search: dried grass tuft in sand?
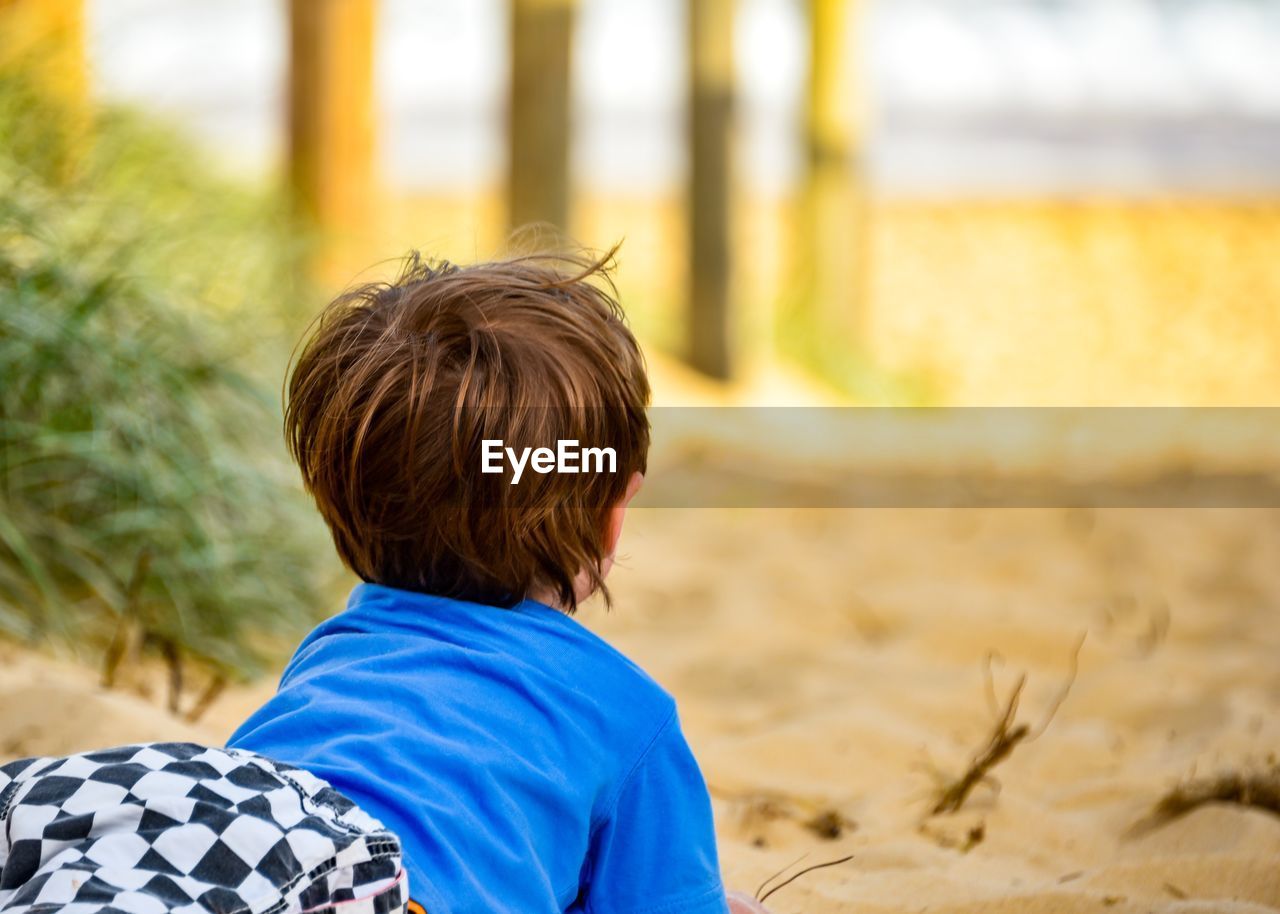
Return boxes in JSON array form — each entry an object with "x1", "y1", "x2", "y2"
[
  {"x1": 929, "y1": 673, "x2": 1031, "y2": 816},
  {"x1": 717, "y1": 788, "x2": 857, "y2": 844},
  {"x1": 1127, "y1": 764, "x2": 1280, "y2": 837},
  {"x1": 755, "y1": 854, "x2": 857, "y2": 906},
  {"x1": 928, "y1": 635, "x2": 1084, "y2": 817}
]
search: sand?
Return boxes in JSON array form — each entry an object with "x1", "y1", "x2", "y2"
[{"x1": 2, "y1": 506, "x2": 1276, "y2": 912}]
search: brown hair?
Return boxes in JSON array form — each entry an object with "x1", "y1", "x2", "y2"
[{"x1": 285, "y1": 249, "x2": 650, "y2": 611}]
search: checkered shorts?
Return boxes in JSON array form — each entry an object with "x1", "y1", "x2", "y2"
[{"x1": 0, "y1": 743, "x2": 409, "y2": 914}]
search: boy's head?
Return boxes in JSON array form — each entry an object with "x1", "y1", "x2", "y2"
[{"x1": 285, "y1": 250, "x2": 650, "y2": 612}]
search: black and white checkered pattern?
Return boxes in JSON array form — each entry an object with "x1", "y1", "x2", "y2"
[{"x1": 0, "y1": 743, "x2": 408, "y2": 914}]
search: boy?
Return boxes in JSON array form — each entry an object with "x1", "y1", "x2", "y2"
[{"x1": 229, "y1": 252, "x2": 765, "y2": 914}]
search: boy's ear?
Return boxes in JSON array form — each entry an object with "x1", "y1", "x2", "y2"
[{"x1": 603, "y1": 471, "x2": 644, "y2": 558}]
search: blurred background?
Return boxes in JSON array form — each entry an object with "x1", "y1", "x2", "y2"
[
  {"x1": 3, "y1": 0, "x2": 1279, "y2": 702},
  {"x1": 15, "y1": 0, "x2": 1280, "y2": 404},
  {"x1": 3, "y1": 6, "x2": 1280, "y2": 909}
]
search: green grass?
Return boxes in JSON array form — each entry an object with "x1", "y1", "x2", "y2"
[{"x1": 0, "y1": 70, "x2": 330, "y2": 687}]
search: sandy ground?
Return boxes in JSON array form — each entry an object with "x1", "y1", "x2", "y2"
[
  {"x1": 597, "y1": 508, "x2": 1280, "y2": 913},
  {"x1": 2, "y1": 506, "x2": 1277, "y2": 912}
]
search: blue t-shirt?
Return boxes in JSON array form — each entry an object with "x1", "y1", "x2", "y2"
[{"x1": 228, "y1": 583, "x2": 728, "y2": 914}]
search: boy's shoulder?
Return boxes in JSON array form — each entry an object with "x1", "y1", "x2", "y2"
[{"x1": 290, "y1": 583, "x2": 676, "y2": 723}]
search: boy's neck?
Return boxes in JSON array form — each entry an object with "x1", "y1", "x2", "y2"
[{"x1": 527, "y1": 586, "x2": 571, "y2": 613}]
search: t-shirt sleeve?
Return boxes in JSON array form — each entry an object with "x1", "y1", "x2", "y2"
[{"x1": 582, "y1": 709, "x2": 729, "y2": 914}]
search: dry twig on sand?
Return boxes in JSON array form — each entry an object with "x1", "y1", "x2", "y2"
[
  {"x1": 183, "y1": 673, "x2": 229, "y2": 724},
  {"x1": 100, "y1": 549, "x2": 152, "y2": 688},
  {"x1": 1126, "y1": 765, "x2": 1280, "y2": 837},
  {"x1": 929, "y1": 635, "x2": 1084, "y2": 817},
  {"x1": 755, "y1": 854, "x2": 856, "y2": 906},
  {"x1": 929, "y1": 672, "x2": 1029, "y2": 816},
  {"x1": 713, "y1": 786, "x2": 856, "y2": 843}
]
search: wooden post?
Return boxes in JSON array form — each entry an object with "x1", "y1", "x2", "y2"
[
  {"x1": 0, "y1": 0, "x2": 87, "y2": 178},
  {"x1": 508, "y1": 0, "x2": 576, "y2": 239},
  {"x1": 0, "y1": 0, "x2": 85, "y2": 100},
  {"x1": 800, "y1": 0, "x2": 867, "y2": 345},
  {"x1": 688, "y1": 0, "x2": 735, "y2": 379},
  {"x1": 287, "y1": 0, "x2": 377, "y2": 283}
]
